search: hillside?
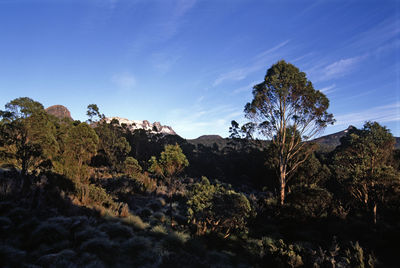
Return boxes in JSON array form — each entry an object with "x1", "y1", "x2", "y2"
[{"x1": 188, "y1": 126, "x2": 400, "y2": 151}]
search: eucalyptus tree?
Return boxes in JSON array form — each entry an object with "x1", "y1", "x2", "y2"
[
  {"x1": 244, "y1": 60, "x2": 334, "y2": 204},
  {"x1": 333, "y1": 121, "x2": 399, "y2": 224}
]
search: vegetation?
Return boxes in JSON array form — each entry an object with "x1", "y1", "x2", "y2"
[
  {"x1": 243, "y1": 60, "x2": 334, "y2": 204},
  {"x1": 0, "y1": 61, "x2": 399, "y2": 267}
]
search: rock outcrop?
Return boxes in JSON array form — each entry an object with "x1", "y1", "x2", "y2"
[
  {"x1": 46, "y1": 105, "x2": 73, "y2": 120},
  {"x1": 105, "y1": 117, "x2": 176, "y2": 135}
]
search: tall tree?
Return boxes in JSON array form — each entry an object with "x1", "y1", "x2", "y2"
[
  {"x1": 0, "y1": 98, "x2": 58, "y2": 176},
  {"x1": 63, "y1": 122, "x2": 99, "y2": 182},
  {"x1": 149, "y1": 143, "x2": 189, "y2": 224},
  {"x1": 333, "y1": 121, "x2": 399, "y2": 224},
  {"x1": 244, "y1": 60, "x2": 334, "y2": 204}
]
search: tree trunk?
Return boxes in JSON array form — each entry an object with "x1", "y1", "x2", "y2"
[
  {"x1": 373, "y1": 203, "x2": 377, "y2": 225},
  {"x1": 280, "y1": 171, "x2": 286, "y2": 205}
]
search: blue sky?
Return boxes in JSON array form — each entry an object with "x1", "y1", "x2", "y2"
[{"x1": 0, "y1": 0, "x2": 399, "y2": 138}]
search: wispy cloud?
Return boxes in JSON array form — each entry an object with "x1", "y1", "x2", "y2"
[
  {"x1": 213, "y1": 40, "x2": 290, "y2": 86},
  {"x1": 346, "y1": 18, "x2": 400, "y2": 51},
  {"x1": 161, "y1": 0, "x2": 197, "y2": 40},
  {"x1": 334, "y1": 102, "x2": 400, "y2": 127},
  {"x1": 307, "y1": 55, "x2": 365, "y2": 82},
  {"x1": 151, "y1": 52, "x2": 181, "y2": 74},
  {"x1": 232, "y1": 80, "x2": 259, "y2": 95},
  {"x1": 111, "y1": 72, "x2": 136, "y2": 92},
  {"x1": 324, "y1": 57, "x2": 362, "y2": 79},
  {"x1": 319, "y1": 84, "x2": 336, "y2": 94}
]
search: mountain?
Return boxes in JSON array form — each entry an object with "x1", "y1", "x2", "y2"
[
  {"x1": 313, "y1": 126, "x2": 400, "y2": 150},
  {"x1": 189, "y1": 126, "x2": 400, "y2": 151},
  {"x1": 46, "y1": 105, "x2": 73, "y2": 120},
  {"x1": 105, "y1": 117, "x2": 176, "y2": 135},
  {"x1": 312, "y1": 125, "x2": 356, "y2": 150}
]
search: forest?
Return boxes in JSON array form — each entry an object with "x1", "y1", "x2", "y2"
[{"x1": 0, "y1": 61, "x2": 399, "y2": 267}]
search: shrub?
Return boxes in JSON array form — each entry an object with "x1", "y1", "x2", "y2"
[
  {"x1": 285, "y1": 185, "x2": 333, "y2": 219},
  {"x1": 153, "y1": 211, "x2": 166, "y2": 222},
  {"x1": 80, "y1": 237, "x2": 115, "y2": 263},
  {"x1": 121, "y1": 214, "x2": 149, "y2": 230},
  {"x1": 37, "y1": 249, "x2": 77, "y2": 267},
  {"x1": 122, "y1": 236, "x2": 152, "y2": 256},
  {"x1": 163, "y1": 231, "x2": 190, "y2": 250},
  {"x1": 262, "y1": 237, "x2": 304, "y2": 267},
  {"x1": 99, "y1": 222, "x2": 133, "y2": 240},
  {"x1": 74, "y1": 226, "x2": 108, "y2": 245},
  {"x1": 7, "y1": 207, "x2": 29, "y2": 225},
  {"x1": 0, "y1": 244, "x2": 26, "y2": 266},
  {"x1": 187, "y1": 177, "x2": 251, "y2": 237},
  {"x1": 30, "y1": 222, "x2": 69, "y2": 246},
  {"x1": 123, "y1": 157, "x2": 142, "y2": 177},
  {"x1": 0, "y1": 216, "x2": 12, "y2": 234},
  {"x1": 150, "y1": 225, "x2": 168, "y2": 237}
]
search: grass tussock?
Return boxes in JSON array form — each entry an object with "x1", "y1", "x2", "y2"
[{"x1": 121, "y1": 214, "x2": 149, "y2": 230}]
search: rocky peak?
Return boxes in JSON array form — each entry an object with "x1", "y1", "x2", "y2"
[
  {"x1": 105, "y1": 117, "x2": 176, "y2": 135},
  {"x1": 46, "y1": 105, "x2": 72, "y2": 120}
]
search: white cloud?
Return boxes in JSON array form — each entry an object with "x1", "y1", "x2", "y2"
[
  {"x1": 334, "y1": 102, "x2": 400, "y2": 127},
  {"x1": 319, "y1": 84, "x2": 336, "y2": 94},
  {"x1": 111, "y1": 72, "x2": 136, "y2": 91},
  {"x1": 161, "y1": 0, "x2": 197, "y2": 40},
  {"x1": 213, "y1": 40, "x2": 290, "y2": 86},
  {"x1": 232, "y1": 80, "x2": 259, "y2": 95},
  {"x1": 324, "y1": 57, "x2": 361, "y2": 78}
]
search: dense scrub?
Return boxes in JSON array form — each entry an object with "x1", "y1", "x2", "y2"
[{"x1": 1, "y1": 97, "x2": 400, "y2": 267}]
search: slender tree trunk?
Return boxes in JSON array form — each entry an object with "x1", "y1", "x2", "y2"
[
  {"x1": 280, "y1": 169, "x2": 286, "y2": 205},
  {"x1": 373, "y1": 203, "x2": 377, "y2": 225}
]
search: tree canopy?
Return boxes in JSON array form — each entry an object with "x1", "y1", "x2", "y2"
[{"x1": 243, "y1": 60, "x2": 334, "y2": 204}]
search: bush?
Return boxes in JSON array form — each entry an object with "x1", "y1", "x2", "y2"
[
  {"x1": 121, "y1": 214, "x2": 149, "y2": 230},
  {"x1": 285, "y1": 185, "x2": 333, "y2": 219},
  {"x1": 150, "y1": 225, "x2": 168, "y2": 237},
  {"x1": 122, "y1": 236, "x2": 152, "y2": 256},
  {"x1": 153, "y1": 211, "x2": 166, "y2": 222},
  {"x1": 30, "y1": 222, "x2": 69, "y2": 246},
  {"x1": 80, "y1": 237, "x2": 115, "y2": 263},
  {"x1": 0, "y1": 244, "x2": 26, "y2": 266},
  {"x1": 187, "y1": 177, "x2": 251, "y2": 236},
  {"x1": 74, "y1": 226, "x2": 108, "y2": 245},
  {"x1": 37, "y1": 249, "x2": 77, "y2": 267},
  {"x1": 163, "y1": 231, "x2": 190, "y2": 250},
  {"x1": 99, "y1": 222, "x2": 133, "y2": 240},
  {"x1": 262, "y1": 237, "x2": 304, "y2": 267}
]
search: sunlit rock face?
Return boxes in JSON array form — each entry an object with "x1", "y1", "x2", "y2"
[
  {"x1": 105, "y1": 117, "x2": 176, "y2": 135},
  {"x1": 46, "y1": 105, "x2": 73, "y2": 120}
]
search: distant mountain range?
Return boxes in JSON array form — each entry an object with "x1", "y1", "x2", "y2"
[
  {"x1": 189, "y1": 126, "x2": 400, "y2": 150},
  {"x1": 45, "y1": 105, "x2": 399, "y2": 150}
]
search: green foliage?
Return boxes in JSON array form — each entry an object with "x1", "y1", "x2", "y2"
[
  {"x1": 86, "y1": 104, "x2": 104, "y2": 123},
  {"x1": 187, "y1": 177, "x2": 251, "y2": 236},
  {"x1": 262, "y1": 237, "x2": 304, "y2": 267},
  {"x1": 333, "y1": 122, "x2": 399, "y2": 222},
  {"x1": 63, "y1": 122, "x2": 98, "y2": 181},
  {"x1": 149, "y1": 143, "x2": 189, "y2": 179},
  {"x1": 285, "y1": 184, "x2": 333, "y2": 219},
  {"x1": 123, "y1": 156, "x2": 142, "y2": 177},
  {"x1": 93, "y1": 117, "x2": 131, "y2": 172},
  {"x1": 243, "y1": 60, "x2": 334, "y2": 204},
  {"x1": 0, "y1": 98, "x2": 58, "y2": 177}
]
